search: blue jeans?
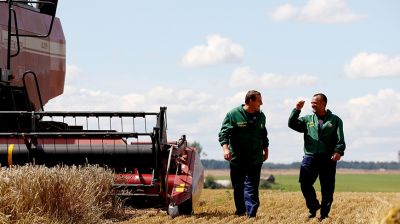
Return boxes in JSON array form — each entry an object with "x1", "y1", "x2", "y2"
[
  {"x1": 230, "y1": 163, "x2": 262, "y2": 217},
  {"x1": 299, "y1": 154, "x2": 337, "y2": 217}
]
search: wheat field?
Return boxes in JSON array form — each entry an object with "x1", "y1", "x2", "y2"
[
  {"x1": 1, "y1": 166, "x2": 399, "y2": 224},
  {"x1": 119, "y1": 189, "x2": 400, "y2": 224}
]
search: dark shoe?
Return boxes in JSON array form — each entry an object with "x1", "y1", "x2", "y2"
[
  {"x1": 307, "y1": 211, "x2": 316, "y2": 218},
  {"x1": 247, "y1": 214, "x2": 256, "y2": 218},
  {"x1": 307, "y1": 203, "x2": 321, "y2": 218},
  {"x1": 235, "y1": 211, "x2": 246, "y2": 216},
  {"x1": 318, "y1": 215, "x2": 328, "y2": 221}
]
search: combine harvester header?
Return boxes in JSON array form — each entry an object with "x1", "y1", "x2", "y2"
[{"x1": 0, "y1": 0, "x2": 203, "y2": 216}]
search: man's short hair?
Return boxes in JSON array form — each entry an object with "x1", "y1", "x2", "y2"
[
  {"x1": 313, "y1": 93, "x2": 328, "y2": 104},
  {"x1": 245, "y1": 90, "x2": 261, "y2": 104}
]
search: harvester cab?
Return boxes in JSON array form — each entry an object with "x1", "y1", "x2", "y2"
[{"x1": 0, "y1": 0, "x2": 203, "y2": 216}]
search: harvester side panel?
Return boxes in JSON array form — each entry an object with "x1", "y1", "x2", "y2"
[{"x1": 0, "y1": 2, "x2": 66, "y2": 109}]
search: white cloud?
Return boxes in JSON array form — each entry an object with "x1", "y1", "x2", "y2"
[
  {"x1": 121, "y1": 94, "x2": 146, "y2": 110},
  {"x1": 229, "y1": 67, "x2": 259, "y2": 87},
  {"x1": 260, "y1": 73, "x2": 318, "y2": 88},
  {"x1": 181, "y1": 34, "x2": 244, "y2": 68},
  {"x1": 345, "y1": 52, "x2": 400, "y2": 78},
  {"x1": 348, "y1": 136, "x2": 400, "y2": 150},
  {"x1": 269, "y1": 4, "x2": 299, "y2": 21},
  {"x1": 65, "y1": 64, "x2": 81, "y2": 83},
  {"x1": 229, "y1": 67, "x2": 318, "y2": 89},
  {"x1": 345, "y1": 89, "x2": 400, "y2": 128},
  {"x1": 339, "y1": 89, "x2": 400, "y2": 161},
  {"x1": 269, "y1": 0, "x2": 365, "y2": 23},
  {"x1": 46, "y1": 85, "x2": 217, "y2": 113}
]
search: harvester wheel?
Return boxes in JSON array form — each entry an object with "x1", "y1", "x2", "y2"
[{"x1": 178, "y1": 197, "x2": 193, "y2": 215}]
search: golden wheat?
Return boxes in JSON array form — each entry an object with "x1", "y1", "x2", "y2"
[
  {"x1": 118, "y1": 189, "x2": 400, "y2": 224},
  {"x1": 0, "y1": 165, "x2": 123, "y2": 224},
  {"x1": 1, "y1": 166, "x2": 399, "y2": 224}
]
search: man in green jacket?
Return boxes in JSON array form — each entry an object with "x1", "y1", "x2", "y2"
[
  {"x1": 219, "y1": 90, "x2": 269, "y2": 217},
  {"x1": 288, "y1": 93, "x2": 345, "y2": 220}
]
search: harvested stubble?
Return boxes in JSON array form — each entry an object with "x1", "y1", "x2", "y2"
[
  {"x1": 0, "y1": 165, "x2": 123, "y2": 224},
  {"x1": 119, "y1": 189, "x2": 400, "y2": 224},
  {"x1": 1, "y1": 167, "x2": 399, "y2": 224}
]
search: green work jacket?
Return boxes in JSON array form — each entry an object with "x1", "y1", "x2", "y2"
[
  {"x1": 288, "y1": 108, "x2": 346, "y2": 156},
  {"x1": 219, "y1": 105, "x2": 269, "y2": 165}
]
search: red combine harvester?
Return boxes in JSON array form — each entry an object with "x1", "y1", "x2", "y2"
[{"x1": 0, "y1": 1, "x2": 203, "y2": 217}]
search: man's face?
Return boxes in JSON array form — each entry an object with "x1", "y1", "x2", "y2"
[
  {"x1": 249, "y1": 94, "x2": 263, "y2": 112},
  {"x1": 311, "y1": 95, "x2": 326, "y2": 114}
]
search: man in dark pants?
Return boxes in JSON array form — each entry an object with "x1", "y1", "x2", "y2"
[
  {"x1": 288, "y1": 93, "x2": 345, "y2": 220},
  {"x1": 218, "y1": 90, "x2": 269, "y2": 217}
]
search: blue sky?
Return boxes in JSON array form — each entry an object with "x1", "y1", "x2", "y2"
[{"x1": 47, "y1": 0, "x2": 400, "y2": 163}]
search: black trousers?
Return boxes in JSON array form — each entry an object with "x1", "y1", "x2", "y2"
[
  {"x1": 299, "y1": 154, "x2": 337, "y2": 217},
  {"x1": 230, "y1": 163, "x2": 262, "y2": 217}
]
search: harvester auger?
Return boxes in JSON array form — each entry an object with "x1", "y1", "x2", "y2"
[{"x1": 0, "y1": 0, "x2": 203, "y2": 217}]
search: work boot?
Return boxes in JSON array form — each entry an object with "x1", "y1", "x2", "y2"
[
  {"x1": 320, "y1": 203, "x2": 331, "y2": 221},
  {"x1": 319, "y1": 211, "x2": 329, "y2": 221},
  {"x1": 307, "y1": 211, "x2": 317, "y2": 218},
  {"x1": 318, "y1": 215, "x2": 328, "y2": 221},
  {"x1": 307, "y1": 203, "x2": 321, "y2": 218}
]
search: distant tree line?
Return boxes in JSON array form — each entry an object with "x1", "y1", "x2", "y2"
[
  {"x1": 336, "y1": 161, "x2": 400, "y2": 170},
  {"x1": 201, "y1": 159, "x2": 400, "y2": 170}
]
